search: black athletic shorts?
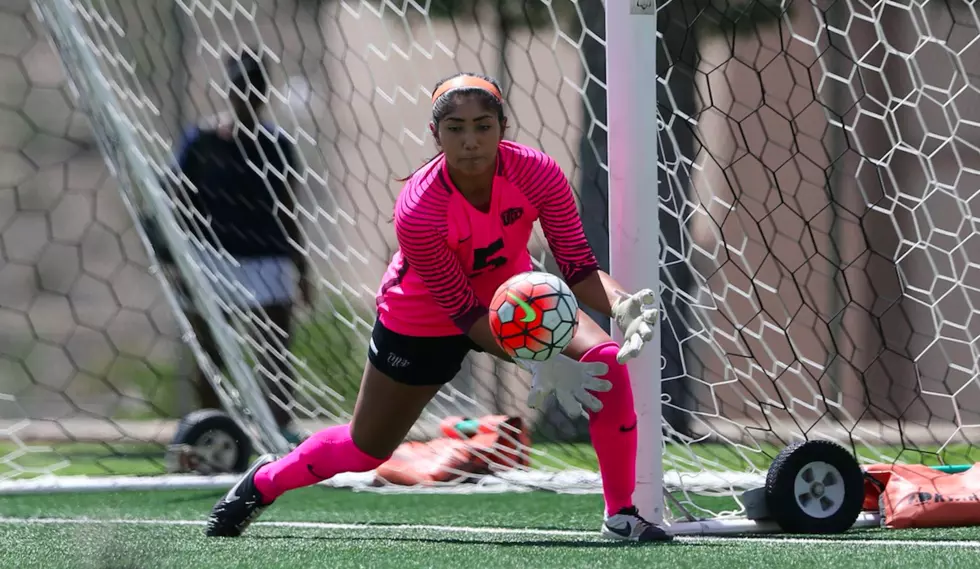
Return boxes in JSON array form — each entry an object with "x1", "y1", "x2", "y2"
[{"x1": 368, "y1": 319, "x2": 484, "y2": 386}]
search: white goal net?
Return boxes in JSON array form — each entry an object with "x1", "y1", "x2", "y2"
[{"x1": 3, "y1": 0, "x2": 980, "y2": 529}]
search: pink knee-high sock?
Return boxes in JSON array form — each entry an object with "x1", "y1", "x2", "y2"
[
  {"x1": 253, "y1": 423, "x2": 387, "y2": 503},
  {"x1": 582, "y1": 341, "x2": 638, "y2": 516}
]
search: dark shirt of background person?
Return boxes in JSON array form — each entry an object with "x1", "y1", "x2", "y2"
[
  {"x1": 174, "y1": 51, "x2": 305, "y2": 276},
  {"x1": 160, "y1": 48, "x2": 310, "y2": 436}
]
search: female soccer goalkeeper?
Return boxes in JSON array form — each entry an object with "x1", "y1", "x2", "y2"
[{"x1": 206, "y1": 72, "x2": 668, "y2": 543}]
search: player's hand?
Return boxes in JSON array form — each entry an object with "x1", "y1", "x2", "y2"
[
  {"x1": 611, "y1": 288, "x2": 658, "y2": 364},
  {"x1": 520, "y1": 354, "x2": 612, "y2": 418}
]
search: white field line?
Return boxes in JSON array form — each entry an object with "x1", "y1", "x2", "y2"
[{"x1": 0, "y1": 516, "x2": 978, "y2": 548}]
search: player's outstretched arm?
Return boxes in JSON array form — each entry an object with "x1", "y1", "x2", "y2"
[
  {"x1": 569, "y1": 270, "x2": 622, "y2": 317},
  {"x1": 516, "y1": 150, "x2": 629, "y2": 319},
  {"x1": 518, "y1": 149, "x2": 657, "y2": 364}
]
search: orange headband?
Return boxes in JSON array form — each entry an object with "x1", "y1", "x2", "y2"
[{"x1": 431, "y1": 75, "x2": 502, "y2": 104}]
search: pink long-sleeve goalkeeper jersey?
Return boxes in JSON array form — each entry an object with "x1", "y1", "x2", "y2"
[{"x1": 376, "y1": 140, "x2": 601, "y2": 337}]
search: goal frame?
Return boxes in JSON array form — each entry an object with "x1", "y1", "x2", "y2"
[
  {"x1": 607, "y1": 2, "x2": 881, "y2": 535},
  {"x1": 7, "y1": 0, "x2": 891, "y2": 536}
]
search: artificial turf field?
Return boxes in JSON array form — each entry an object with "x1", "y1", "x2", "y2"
[
  {"x1": 2, "y1": 487, "x2": 980, "y2": 569},
  {"x1": 5, "y1": 441, "x2": 980, "y2": 568}
]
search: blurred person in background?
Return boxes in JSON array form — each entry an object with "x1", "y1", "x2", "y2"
[{"x1": 158, "y1": 48, "x2": 312, "y2": 448}]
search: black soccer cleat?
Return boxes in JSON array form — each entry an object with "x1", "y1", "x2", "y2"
[
  {"x1": 205, "y1": 454, "x2": 276, "y2": 537},
  {"x1": 601, "y1": 506, "x2": 674, "y2": 542}
]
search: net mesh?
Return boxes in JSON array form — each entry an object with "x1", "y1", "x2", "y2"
[{"x1": 3, "y1": 0, "x2": 980, "y2": 523}]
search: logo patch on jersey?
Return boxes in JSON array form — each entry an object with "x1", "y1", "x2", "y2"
[{"x1": 500, "y1": 207, "x2": 524, "y2": 226}]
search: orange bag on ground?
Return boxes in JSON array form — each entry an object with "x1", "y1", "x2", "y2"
[
  {"x1": 863, "y1": 463, "x2": 980, "y2": 529},
  {"x1": 373, "y1": 415, "x2": 532, "y2": 487}
]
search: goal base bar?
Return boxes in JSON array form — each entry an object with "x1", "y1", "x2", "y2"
[
  {"x1": 0, "y1": 472, "x2": 550, "y2": 495},
  {"x1": 665, "y1": 512, "x2": 881, "y2": 536},
  {"x1": 0, "y1": 469, "x2": 768, "y2": 495}
]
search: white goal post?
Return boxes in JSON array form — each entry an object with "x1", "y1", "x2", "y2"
[
  {"x1": 3, "y1": 0, "x2": 980, "y2": 536},
  {"x1": 607, "y1": 1, "x2": 662, "y2": 525}
]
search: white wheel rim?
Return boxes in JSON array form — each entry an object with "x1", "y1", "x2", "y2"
[
  {"x1": 793, "y1": 460, "x2": 847, "y2": 519},
  {"x1": 194, "y1": 429, "x2": 239, "y2": 471}
]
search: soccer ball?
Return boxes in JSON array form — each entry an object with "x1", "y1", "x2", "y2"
[{"x1": 488, "y1": 271, "x2": 579, "y2": 361}]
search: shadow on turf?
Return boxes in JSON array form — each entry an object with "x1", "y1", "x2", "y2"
[{"x1": 248, "y1": 534, "x2": 707, "y2": 548}]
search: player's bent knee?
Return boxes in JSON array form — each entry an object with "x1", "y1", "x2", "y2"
[
  {"x1": 579, "y1": 341, "x2": 636, "y2": 422},
  {"x1": 348, "y1": 422, "x2": 402, "y2": 461}
]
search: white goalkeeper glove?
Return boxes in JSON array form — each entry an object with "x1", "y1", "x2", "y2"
[
  {"x1": 611, "y1": 288, "x2": 659, "y2": 364},
  {"x1": 519, "y1": 355, "x2": 612, "y2": 418}
]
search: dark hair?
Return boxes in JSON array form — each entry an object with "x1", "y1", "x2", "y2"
[
  {"x1": 226, "y1": 48, "x2": 269, "y2": 105},
  {"x1": 394, "y1": 72, "x2": 506, "y2": 184},
  {"x1": 430, "y1": 72, "x2": 505, "y2": 126}
]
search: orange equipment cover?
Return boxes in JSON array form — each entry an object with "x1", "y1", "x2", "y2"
[
  {"x1": 862, "y1": 463, "x2": 980, "y2": 529},
  {"x1": 373, "y1": 415, "x2": 532, "y2": 487}
]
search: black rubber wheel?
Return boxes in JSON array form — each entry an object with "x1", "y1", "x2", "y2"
[
  {"x1": 764, "y1": 440, "x2": 865, "y2": 534},
  {"x1": 170, "y1": 409, "x2": 252, "y2": 473}
]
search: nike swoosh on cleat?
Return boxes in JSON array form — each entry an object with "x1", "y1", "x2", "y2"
[
  {"x1": 607, "y1": 521, "x2": 633, "y2": 538},
  {"x1": 619, "y1": 421, "x2": 637, "y2": 433},
  {"x1": 226, "y1": 479, "x2": 245, "y2": 501},
  {"x1": 507, "y1": 291, "x2": 537, "y2": 323}
]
